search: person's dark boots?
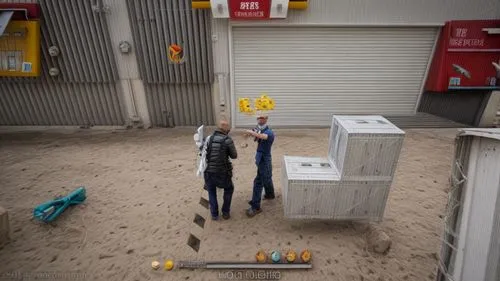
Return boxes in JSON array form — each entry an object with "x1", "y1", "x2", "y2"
[
  {"x1": 263, "y1": 194, "x2": 275, "y2": 200},
  {"x1": 222, "y1": 213, "x2": 230, "y2": 220},
  {"x1": 246, "y1": 207, "x2": 262, "y2": 217}
]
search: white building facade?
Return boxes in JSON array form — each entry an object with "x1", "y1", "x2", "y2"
[{"x1": 0, "y1": 0, "x2": 499, "y2": 129}]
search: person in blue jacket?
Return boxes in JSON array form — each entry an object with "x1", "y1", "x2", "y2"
[{"x1": 244, "y1": 114, "x2": 275, "y2": 217}]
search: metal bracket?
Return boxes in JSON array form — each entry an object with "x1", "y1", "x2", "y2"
[
  {"x1": 92, "y1": 5, "x2": 110, "y2": 13},
  {"x1": 482, "y1": 28, "x2": 500, "y2": 35},
  {"x1": 92, "y1": 0, "x2": 110, "y2": 14}
]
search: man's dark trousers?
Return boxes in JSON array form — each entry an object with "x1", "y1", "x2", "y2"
[
  {"x1": 204, "y1": 172, "x2": 234, "y2": 218},
  {"x1": 249, "y1": 155, "x2": 274, "y2": 210}
]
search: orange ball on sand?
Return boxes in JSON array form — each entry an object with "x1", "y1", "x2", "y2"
[
  {"x1": 300, "y1": 249, "x2": 312, "y2": 263},
  {"x1": 255, "y1": 250, "x2": 267, "y2": 263}
]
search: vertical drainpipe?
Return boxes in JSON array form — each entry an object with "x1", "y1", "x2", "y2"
[{"x1": 99, "y1": 0, "x2": 151, "y2": 128}]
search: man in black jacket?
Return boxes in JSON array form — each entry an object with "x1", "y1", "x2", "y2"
[{"x1": 204, "y1": 120, "x2": 238, "y2": 220}]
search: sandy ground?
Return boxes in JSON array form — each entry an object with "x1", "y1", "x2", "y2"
[{"x1": 0, "y1": 127, "x2": 458, "y2": 281}]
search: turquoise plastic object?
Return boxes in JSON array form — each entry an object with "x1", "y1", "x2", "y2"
[
  {"x1": 271, "y1": 251, "x2": 281, "y2": 263},
  {"x1": 33, "y1": 187, "x2": 86, "y2": 223}
]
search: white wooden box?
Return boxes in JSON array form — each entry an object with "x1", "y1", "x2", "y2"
[
  {"x1": 328, "y1": 115, "x2": 405, "y2": 181},
  {"x1": 282, "y1": 156, "x2": 391, "y2": 221}
]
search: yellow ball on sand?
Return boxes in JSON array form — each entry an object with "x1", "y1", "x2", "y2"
[
  {"x1": 151, "y1": 261, "x2": 160, "y2": 270},
  {"x1": 164, "y1": 260, "x2": 174, "y2": 271},
  {"x1": 286, "y1": 250, "x2": 297, "y2": 263}
]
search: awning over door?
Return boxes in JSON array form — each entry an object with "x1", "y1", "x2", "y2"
[{"x1": 0, "y1": 11, "x2": 14, "y2": 36}]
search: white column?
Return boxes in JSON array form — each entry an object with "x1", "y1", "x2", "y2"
[
  {"x1": 211, "y1": 18, "x2": 231, "y2": 125},
  {"x1": 102, "y1": 0, "x2": 151, "y2": 128}
]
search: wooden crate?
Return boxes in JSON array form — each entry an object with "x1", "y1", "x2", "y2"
[
  {"x1": 282, "y1": 156, "x2": 391, "y2": 221},
  {"x1": 328, "y1": 115, "x2": 405, "y2": 181}
]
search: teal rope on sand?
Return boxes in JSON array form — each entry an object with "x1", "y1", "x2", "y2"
[{"x1": 33, "y1": 187, "x2": 86, "y2": 223}]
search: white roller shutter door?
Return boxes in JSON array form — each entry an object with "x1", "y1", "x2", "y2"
[{"x1": 232, "y1": 27, "x2": 438, "y2": 127}]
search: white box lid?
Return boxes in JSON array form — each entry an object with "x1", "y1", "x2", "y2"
[
  {"x1": 283, "y1": 156, "x2": 340, "y2": 181},
  {"x1": 332, "y1": 115, "x2": 405, "y2": 135}
]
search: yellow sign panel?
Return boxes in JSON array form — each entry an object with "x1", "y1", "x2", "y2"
[{"x1": 0, "y1": 20, "x2": 41, "y2": 77}]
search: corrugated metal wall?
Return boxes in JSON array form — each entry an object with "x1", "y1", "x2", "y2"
[
  {"x1": 0, "y1": 0, "x2": 125, "y2": 126},
  {"x1": 145, "y1": 83, "x2": 212, "y2": 127},
  {"x1": 127, "y1": 0, "x2": 214, "y2": 127},
  {"x1": 127, "y1": 0, "x2": 212, "y2": 84},
  {"x1": 0, "y1": 81, "x2": 123, "y2": 125}
]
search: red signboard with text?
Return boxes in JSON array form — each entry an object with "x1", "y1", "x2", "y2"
[
  {"x1": 425, "y1": 20, "x2": 500, "y2": 92},
  {"x1": 229, "y1": 0, "x2": 271, "y2": 19}
]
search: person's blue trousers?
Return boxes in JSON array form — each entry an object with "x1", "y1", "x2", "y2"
[
  {"x1": 249, "y1": 156, "x2": 275, "y2": 210},
  {"x1": 204, "y1": 172, "x2": 234, "y2": 218}
]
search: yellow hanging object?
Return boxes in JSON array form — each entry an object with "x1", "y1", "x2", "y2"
[
  {"x1": 255, "y1": 250, "x2": 267, "y2": 263},
  {"x1": 238, "y1": 98, "x2": 255, "y2": 115},
  {"x1": 300, "y1": 249, "x2": 312, "y2": 263},
  {"x1": 254, "y1": 95, "x2": 275, "y2": 111},
  {"x1": 238, "y1": 94, "x2": 275, "y2": 116},
  {"x1": 267, "y1": 98, "x2": 275, "y2": 110},
  {"x1": 286, "y1": 250, "x2": 297, "y2": 263}
]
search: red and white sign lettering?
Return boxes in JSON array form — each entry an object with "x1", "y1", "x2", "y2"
[
  {"x1": 447, "y1": 21, "x2": 499, "y2": 50},
  {"x1": 229, "y1": 0, "x2": 270, "y2": 19},
  {"x1": 240, "y1": 1, "x2": 259, "y2": 10}
]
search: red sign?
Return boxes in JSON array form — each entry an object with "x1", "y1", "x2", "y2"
[
  {"x1": 229, "y1": 0, "x2": 271, "y2": 20},
  {"x1": 425, "y1": 20, "x2": 500, "y2": 92},
  {"x1": 0, "y1": 3, "x2": 41, "y2": 20}
]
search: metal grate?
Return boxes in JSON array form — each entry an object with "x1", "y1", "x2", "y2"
[
  {"x1": 144, "y1": 83, "x2": 214, "y2": 127},
  {"x1": 0, "y1": 0, "x2": 124, "y2": 126},
  {"x1": 126, "y1": 0, "x2": 213, "y2": 84},
  {"x1": 437, "y1": 136, "x2": 471, "y2": 281},
  {"x1": 0, "y1": 81, "x2": 125, "y2": 126}
]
